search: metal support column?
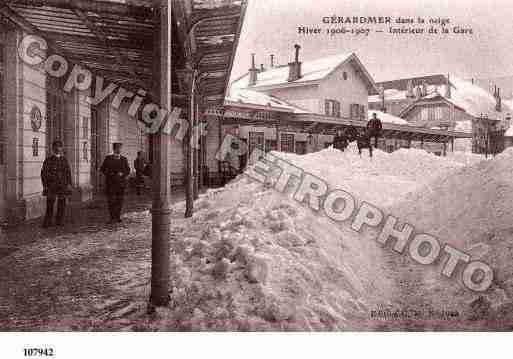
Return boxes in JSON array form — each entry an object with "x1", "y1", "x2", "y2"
[
  {"x1": 193, "y1": 94, "x2": 200, "y2": 199},
  {"x1": 149, "y1": 0, "x2": 172, "y2": 309},
  {"x1": 185, "y1": 70, "x2": 197, "y2": 218}
]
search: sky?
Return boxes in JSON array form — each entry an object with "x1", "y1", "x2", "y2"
[{"x1": 230, "y1": 0, "x2": 513, "y2": 85}]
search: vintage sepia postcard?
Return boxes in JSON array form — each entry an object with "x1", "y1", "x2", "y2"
[{"x1": 0, "y1": 0, "x2": 512, "y2": 357}]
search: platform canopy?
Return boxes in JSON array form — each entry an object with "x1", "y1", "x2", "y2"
[{"x1": 0, "y1": 0, "x2": 247, "y2": 105}]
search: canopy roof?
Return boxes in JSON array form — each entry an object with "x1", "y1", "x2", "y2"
[{"x1": 0, "y1": 0, "x2": 247, "y2": 104}]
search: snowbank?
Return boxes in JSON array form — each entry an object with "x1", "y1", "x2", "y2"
[
  {"x1": 153, "y1": 145, "x2": 483, "y2": 330},
  {"x1": 154, "y1": 177, "x2": 393, "y2": 330},
  {"x1": 389, "y1": 147, "x2": 513, "y2": 327}
]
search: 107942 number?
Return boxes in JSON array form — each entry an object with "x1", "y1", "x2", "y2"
[{"x1": 23, "y1": 348, "x2": 54, "y2": 357}]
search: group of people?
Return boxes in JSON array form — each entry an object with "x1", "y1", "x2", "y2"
[
  {"x1": 332, "y1": 112, "x2": 383, "y2": 156},
  {"x1": 41, "y1": 141, "x2": 150, "y2": 227}
]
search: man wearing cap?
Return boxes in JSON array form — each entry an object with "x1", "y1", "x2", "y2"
[
  {"x1": 100, "y1": 142, "x2": 131, "y2": 223},
  {"x1": 41, "y1": 140, "x2": 72, "y2": 227}
]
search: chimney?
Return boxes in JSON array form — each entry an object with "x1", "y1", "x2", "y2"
[
  {"x1": 496, "y1": 87, "x2": 502, "y2": 112},
  {"x1": 287, "y1": 44, "x2": 302, "y2": 82},
  {"x1": 248, "y1": 53, "x2": 258, "y2": 86},
  {"x1": 406, "y1": 80, "x2": 415, "y2": 99},
  {"x1": 446, "y1": 74, "x2": 451, "y2": 99},
  {"x1": 415, "y1": 85, "x2": 422, "y2": 99},
  {"x1": 421, "y1": 81, "x2": 428, "y2": 97},
  {"x1": 270, "y1": 54, "x2": 275, "y2": 68},
  {"x1": 378, "y1": 85, "x2": 386, "y2": 112}
]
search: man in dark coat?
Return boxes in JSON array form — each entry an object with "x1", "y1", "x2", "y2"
[
  {"x1": 345, "y1": 125, "x2": 360, "y2": 143},
  {"x1": 41, "y1": 140, "x2": 72, "y2": 227},
  {"x1": 100, "y1": 142, "x2": 131, "y2": 223},
  {"x1": 367, "y1": 112, "x2": 383, "y2": 148},
  {"x1": 134, "y1": 151, "x2": 146, "y2": 196},
  {"x1": 333, "y1": 129, "x2": 348, "y2": 152}
]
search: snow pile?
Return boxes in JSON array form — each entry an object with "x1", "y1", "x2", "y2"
[
  {"x1": 506, "y1": 123, "x2": 513, "y2": 137},
  {"x1": 152, "y1": 145, "x2": 477, "y2": 330},
  {"x1": 276, "y1": 144, "x2": 466, "y2": 207},
  {"x1": 152, "y1": 178, "x2": 392, "y2": 330},
  {"x1": 150, "y1": 144, "x2": 513, "y2": 330},
  {"x1": 393, "y1": 147, "x2": 513, "y2": 250},
  {"x1": 446, "y1": 151, "x2": 486, "y2": 167},
  {"x1": 390, "y1": 147, "x2": 513, "y2": 326}
]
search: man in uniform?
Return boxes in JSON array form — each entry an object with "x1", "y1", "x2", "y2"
[
  {"x1": 41, "y1": 140, "x2": 72, "y2": 227},
  {"x1": 100, "y1": 142, "x2": 130, "y2": 223}
]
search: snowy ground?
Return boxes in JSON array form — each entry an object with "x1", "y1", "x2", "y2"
[{"x1": 1, "y1": 145, "x2": 512, "y2": 331}]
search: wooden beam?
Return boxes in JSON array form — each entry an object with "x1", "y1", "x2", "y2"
[
  {"x1": 44, "y1": 31, "x2": 152, "y2": 50},
  {"x1": 190, "y1": 6, "x2": 242, "y2": 29},
  {"x1": 5, "y1": 0, "x2": 155, "y2": 19},
  {"x1": 73, "y1": 8, "x2": 148, "y2": 88}
]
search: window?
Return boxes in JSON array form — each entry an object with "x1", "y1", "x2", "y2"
[
  {"x1": 342, "y1": 71, "x2": 348, "y2": 80},
  {"x1": 421, "y1": 108, "x2": 429, "y2": 122},
  {"x1": 249, "y1": 131, "x2": 264, "y2": 155},
  {"x1": 32, "y1": 138, "x2": 39, "y2": 157},
  {"x1": 281, "y1": 133, "x2": 295, "y2": 153},
  {"x1": 350, "y1": 104, "x2": 366, "y2": 120},
  {"x1": 83, "y1": 141, "x2": 88, "y2": 161},
  {"x1": 325, "y1": 100, "x2": 341, "y2": 117},
  {"x1": 82, "y1": 116, "x2": 89, "y2": 139}
]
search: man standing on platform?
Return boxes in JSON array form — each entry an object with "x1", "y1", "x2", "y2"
[
  {"x1": 100, "y1": 142, "x2": 130, "y2": 224},
  {"x1": 41, "y1": 140, "x2": 72, "y2": 228}
]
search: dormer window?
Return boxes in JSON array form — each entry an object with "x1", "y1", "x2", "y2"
[{"x1": 325, "y1": 99, "x2": 341, "y2": 118}]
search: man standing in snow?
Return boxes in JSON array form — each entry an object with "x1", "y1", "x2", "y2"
[
  {"x1": 100, "y1": 142, "x2": 131, "y2": 224},
  {"x1": 333, "y1": 129, "x2": 348, "y2": 152},
  {"x1": 41, "y1": 140, "x2": 72, "y2": 227},
  {"x1": 367, "y1": 112, "x2": 383, "y2": 148}
]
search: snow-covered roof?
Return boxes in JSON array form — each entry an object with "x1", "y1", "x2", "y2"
[
  {"x1": 398, "y1": 77, "x2": 513, "y2": 120},
  {"x1": 369, "y1": 89, "x2": 407, "y2": 103},
  {"x1": 504, "y1": 99, "x2": 513, "y2": 112},
  {"x1": 447, "y1": 77, "x2": 512, "y2": 119},
  {"x1": 225, "y1": 88, "x2": 309, "y2": 113},
  {"x1": 232, "y1": 52, "x2": 378, "y2": 94},
  {"x1": 368, "y1": 110, "x2": 409, "y2": 125}
]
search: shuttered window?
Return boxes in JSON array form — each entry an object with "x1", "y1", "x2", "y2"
[
  {"x1": 325, "y1": 99, "x2": 341, "y2": 118},
  {"x1": 351, "y1": 104, "x2": 366, "y2": 120}
]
